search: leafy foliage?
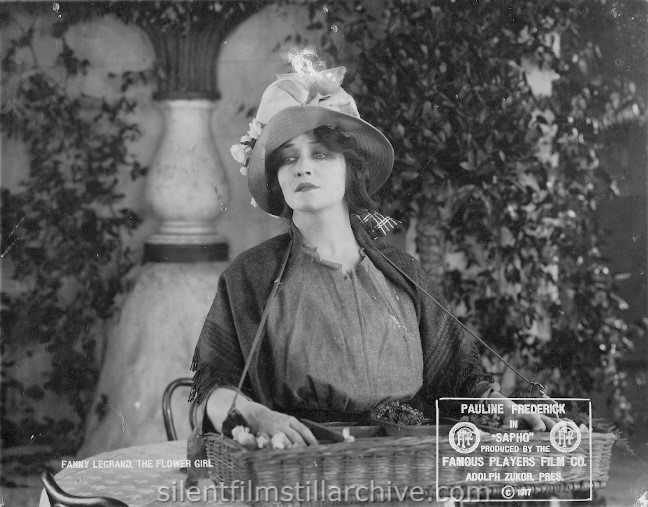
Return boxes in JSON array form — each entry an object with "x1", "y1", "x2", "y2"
[
  {"x1": 48, "y1": 0, "x2": 263, "y2": 32},
  {"x1": 0, "y1": 1, "x2": 261, "y2": 454},
  {"x1": 53, "y1": 2, "x2": 264, "y2": 100},
  {"x1": 312, "y1": 0, "x2": 647, "y2": 425},
  {"x1": 0, "y1": 12, "x2": 145, "y2": 449}
]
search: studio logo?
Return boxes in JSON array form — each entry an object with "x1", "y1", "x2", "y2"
[
  {"x1": 448, "y1": 422, "x2": 480, "y2": 453},
  {"x1": 550, "y1": 420, "x2": 582, "y2": 453}
]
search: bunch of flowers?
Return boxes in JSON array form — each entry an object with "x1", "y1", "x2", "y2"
[
  {"x1": 229, "y1": 118, "x2": 264, "y2": 178},
  {"x1": 230, "y1": 118, "x2": 264, "y2": 207},
  {"x1": 370, "y1": 400, "x2": 425, "y2": 425},
  {"x1": 231, "y1": 425, "x2": 284, "y2": 450},
  {"x1": 231, "y1": 424, "x2": 355, "y2": 450}
]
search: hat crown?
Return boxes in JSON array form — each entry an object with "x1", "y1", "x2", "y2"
[{"x1": 255, "y1": 67, "x2": 360, "y2": 125}]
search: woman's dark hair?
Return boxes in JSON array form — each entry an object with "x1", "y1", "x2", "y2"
[{"x1": 266, "y1": 126, "x2": 378, "y2": 217}]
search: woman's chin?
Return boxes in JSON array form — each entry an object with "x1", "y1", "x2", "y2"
[{"x1": 288, "y1": 199, "x2": 345, "y2": 215}]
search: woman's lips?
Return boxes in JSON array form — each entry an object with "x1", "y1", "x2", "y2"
[{"x1": 295, "y1": 183, "x2": 319, "y2": 192}]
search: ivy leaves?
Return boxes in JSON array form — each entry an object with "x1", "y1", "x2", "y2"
[
  {"x1": 1, "y1": 13, "x2": 146, "y2": 446},
  {"x1": 313, "y1": 0, "x2": 646, "y2": 425}
]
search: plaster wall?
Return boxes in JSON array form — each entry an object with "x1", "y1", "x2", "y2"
[{"x1": 0, "y1": 3, "x2": 323, "y2": 447}]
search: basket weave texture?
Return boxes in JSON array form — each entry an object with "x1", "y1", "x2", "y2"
[{"x1": 204, "y1": 430, "x2": 615, "y2": 500}]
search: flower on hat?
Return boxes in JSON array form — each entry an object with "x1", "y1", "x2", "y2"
[
  {"x1": 229, "y1": 118, "x2": 265, "y2": 178},
  {"x1": 230, "y1": 144, "x2": 249, "y2": 165},
  {"x1": 283, "y1": 48, "x2": 346, "y2": 98},
  {"x1": 247, "y1": 119, "x2": 263, "y2": 139}
]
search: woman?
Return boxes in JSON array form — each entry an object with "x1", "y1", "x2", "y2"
[{"x1": 189, "y1": 67, "x2": 556, "y2": 450}]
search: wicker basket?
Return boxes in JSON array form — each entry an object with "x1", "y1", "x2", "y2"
[
  {"x1": 204, "y1": 427, "x2": 615, "y2": 502},
  {"x1": 437, "y1": 430, "x2": 616, "y2": 498}
]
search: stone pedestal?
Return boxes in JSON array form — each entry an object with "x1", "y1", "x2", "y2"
[
  {"x1": 76, "y1": 3, "x2": 267, "y2": 456},
  {"x1": 144, "y1": 99, "x2": 229, "y2": 262},
  {"x1": 79, "y1": 93, "x2": 233, "y2": 457},
  {"x1": 79, "y1": 263, "x2": 225, "y2": 458}
]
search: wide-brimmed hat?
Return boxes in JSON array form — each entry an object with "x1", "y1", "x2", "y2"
[{"x1": 231, "y1": 67, "x2": 394, "y2": 216}]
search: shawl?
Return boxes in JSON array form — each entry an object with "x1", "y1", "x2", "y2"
[{"x1": 190, "y1": 216, "x2": 495, "y2": 415}]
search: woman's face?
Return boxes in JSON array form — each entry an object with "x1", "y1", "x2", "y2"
[{"x1": 276, "y1": 133, "x2": 347, "y2": 215}]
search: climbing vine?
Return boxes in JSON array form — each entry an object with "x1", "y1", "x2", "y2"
[
  {"x1": 0, "y1": 7, "x2": 147, "y2": 452},
  {"x1": 310, "y1": 0, "x2": 647, "y2": 427}
]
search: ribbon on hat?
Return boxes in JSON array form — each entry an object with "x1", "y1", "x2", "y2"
[
  {"x1": 353, "y1": 211, "x2": 401, "y2": 239},
  {"x1": 255, "y1": 67, "x2": 359, "y2": 124}
]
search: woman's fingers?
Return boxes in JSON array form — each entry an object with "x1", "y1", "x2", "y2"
[
  {"x1": 517, "y1": 413, "x2": 561, "y2": 432},
  {"x1": 541, "y1": 415, "x2": 559, "y2": 430},
  {"x1": 288, "y1": 417, "x2": 318, "y2": 446},
  {"x1": 283, "y1": 426, "x2": 308, "y2": 447},
  {"x1": 505, "y1": 413, "x2": 545, "y2": 431},
  {"x1": 241, "y1": 404, "x2": 321, "y2": 447},
  {"x1": 252, "y1": 410, "x2": 319, "y2": 447},
  {"x1": 527, "y1": 414, "x2": 546, "y2": 431},
  {"x1": 278, "y1": 418, "x2": 319, "y2": 447}
]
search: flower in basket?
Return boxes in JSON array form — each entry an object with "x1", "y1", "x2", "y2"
[
  {"x1": 370, "y1": 400, "x2": 424, "y2": 425},
  {"x1": 342, "y1": 427, "x2": 355, "y2": 443},
  {"x1": 232, "y1": 426, "x2": 294, "y2": 450},
  {"x1": 256, "y1": 432, "x2": 271, "y2": 449},
  {"x1": 232, "y1": 425, "x2": 257, "y2": 450},
  {"x1": 270, "y1": 433, "x2": 287, "y2": 450}
]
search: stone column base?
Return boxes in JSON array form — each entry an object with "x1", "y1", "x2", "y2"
[
  {"x1": 78, "y1": 262, "x2": 226, "y2": 458},
  {"x1": 143, "y1": 242, "x2": 229, "y2": 263}
]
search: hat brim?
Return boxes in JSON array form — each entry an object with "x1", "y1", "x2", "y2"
[{"x1": 248, "y1": 106, "x2": 394, "y2": 216}]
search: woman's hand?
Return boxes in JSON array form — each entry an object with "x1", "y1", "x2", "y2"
[
  {"x1": 488, "y1": 392, "x2": 558, "y2": 432},
  {"x1": 503, "y1": 407, "x2": 558, "y2": 432},
  {"x1": 206, "y1": 388, "x2": 318, "y2": 447},
  {"x1": 245, "y1": 404, "x2": 318, "y2": 447}
]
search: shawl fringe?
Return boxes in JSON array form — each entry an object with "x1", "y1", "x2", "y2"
[{"x1": 189, "y1": 362, "x2": 251, "y2": 404}]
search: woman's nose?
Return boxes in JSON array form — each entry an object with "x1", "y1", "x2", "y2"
[{"x1": 295, "y1": 158, "x2": 312, "y2": 176}]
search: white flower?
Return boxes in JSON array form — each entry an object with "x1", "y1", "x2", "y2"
[
  {"x1": 250, "y1": 198, "x2": 257, "y2": 207},
  {"x1": 231, "y1": 425, "x2": 256, "y2": 449},
  {"x1": 240, "y1": 135, "x2": 250, "y2": 143},
  {"x1": 230, "y1": 144, "x2": 248, "y2": 164},
  {"x1": 240, "y1": 166, "x2": 248, "y2": 177},
  {"x1": 271, "y1": 433, "x2": 286, "y2": 449},
  {"x1": 342, "y1": 427, "x2": 355, "y2": 443},
  {"x1": 256, "y1": 433, "x2": 270, "y2": 449},
  {"x1": 231, "y1": 425, "x2": 250, "y2": 440},
  {"x1": 248, "y1": 119, "x2": 263, "y2": 139}
]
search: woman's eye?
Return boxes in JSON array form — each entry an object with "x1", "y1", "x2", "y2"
[
  {"x1": 283, "y1": 156, "x2": 296, "y2": 164},
  {"x1": 313, "y1": 152, "x2": 328, "y2": 159}
]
